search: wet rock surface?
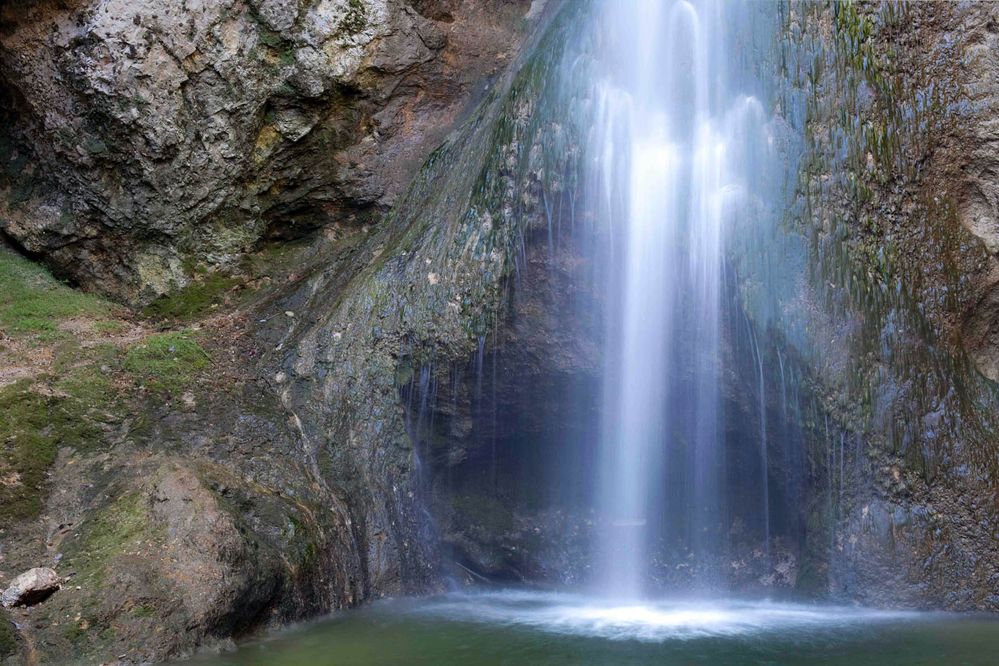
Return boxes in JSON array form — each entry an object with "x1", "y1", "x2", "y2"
[{"x1": 779, "y1": 0, "x2": 999, "y2": 611}]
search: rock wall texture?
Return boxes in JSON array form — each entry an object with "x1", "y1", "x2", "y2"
[
  {"x1": 7, "y1": 0, "x2": 999, "y2": 663},
  {"x1": 0, "y1": 0, "x2": 530, "y2": 303},
  {"x1": 0, "y1": 1, "x2": 557, "y2": 663},
  {"x1": 775, "y1": 0, "x2": 999, "y2": 610}
]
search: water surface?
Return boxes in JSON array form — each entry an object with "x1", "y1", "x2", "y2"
[{"x1": 184, "y1": 590, "x2": 999, "y2": 665}]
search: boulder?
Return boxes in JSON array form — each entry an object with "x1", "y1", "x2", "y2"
[{"x1": 1, "y1": 568, "x2": 60, "y2": 608}]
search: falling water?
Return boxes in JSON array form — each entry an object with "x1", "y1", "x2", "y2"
[
  {"x1": 752, "y1": 327, "x2": 771, "y2": 559},
  {"x1": 591, "y1": 0, "x2": 772, "y2": 596}
]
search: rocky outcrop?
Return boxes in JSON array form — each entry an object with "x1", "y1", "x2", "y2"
[
  {"x1": 259, "y1": 1, "x2": 579, "y2": 598},
  {"x1": 1, "y1": 568, "x2": 60, "y2": 608},
  {"x1": 0, "y1": 336, "x2": 368, "y2": 663},
  {"x1": 770, "y1": 0, "x2": 999, "y2": 610},
  {"x1": 0, "y1": 0, "x2": 531, "y2": 303},
  {"x1": 0, "y1": 1, "x2": 557, "y2": 663}
]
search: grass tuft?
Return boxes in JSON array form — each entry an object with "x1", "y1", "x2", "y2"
[
  {"x1": 123, "y1": 331, "x2": 211, "y2": 393},
  {"x1": 0, "y1": 249, "x2": 110, "y2": 334}
]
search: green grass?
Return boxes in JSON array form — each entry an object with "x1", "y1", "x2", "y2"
[
  {"x1": 130, "y1": 605, "x2": 156, "y2": 618},
  {"x1": 0, "y1": 248, "x2": 127, "y2": 524},
  {"x1": 93, "y1": 320, "x2": 126, "y2": 333},
  {"x1": 0, "y1": 248, "x2": 110, "y2": 333},
  {"x1": 123, "y1": 331, "x2": 211, "y2": 393}
]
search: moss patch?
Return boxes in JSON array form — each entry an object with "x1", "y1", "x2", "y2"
[
  {"x1": 0, "y1": 608, "x2": 19, "y2": 659},
  {"x1": 0, "y1": 367, "x2": 119, "y2": 522},
  {"x1": 61, "y1": 491, "x2": 153, "y2": 587},
  {"x1": 142, "y1": 272, "x2": 243, "y2": 321},
  {"x1": 0, "y1": 382, "x2": 59, "y2": 521},
  {"x1": 123, "y1": 331, "x2": 211, "y2": 393},
  {"x1": 253, "y1": 124, "x2": 282, "y2": 165},
  {"x1": 0, "y1": 380, "x2": 107, "y2": 521},
  {"x1": 0, "y1": 248, "x2": 111, "y2": 334},
  {"x1": 336, "y1": 0, "x2": 367, "y2": 39}
]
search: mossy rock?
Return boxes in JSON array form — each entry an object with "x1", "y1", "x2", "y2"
[
  {"x1": 61, "y1": 490, "x2": 155, "y2": 588},
  {"x1": 141, "y1": 272, "x2": 243, "y2": 321},
  {"x1": 336, "y1": 0, "x2": 367, "y2": 38},
  {"x1": 0, "y1": 374, "x2": 115, "y2": 522},
  {"x1": 38, "y1": 488, "x2": 168, "y2": 661}
]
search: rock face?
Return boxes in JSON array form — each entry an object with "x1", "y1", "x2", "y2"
[
  {"x1": 0, "y1": 0, "x2": 529, "y2": 303},
  {"x1": 6, "y1": 0, "x2": 999, "y2": 663},
  {"x1": 0, "y1": 1, "x2": 552, "y2": 663},
  {"x1": 261, "y1": 3, "x2": 580, "y2": 598},
  {"x1": 1, "y1": 567, "x2": 60, "y2": 608},
  {"x1": 771, "y1": 0, "x2": 999, "y2": 610}
]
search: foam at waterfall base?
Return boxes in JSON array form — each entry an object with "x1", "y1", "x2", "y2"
[{"x1": 409, "y1": 590, "x2": 924, "y2": 642}]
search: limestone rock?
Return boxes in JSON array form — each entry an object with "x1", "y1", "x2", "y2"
[
  {"x1": 1, "y1": 567, "x2": 60, "y2": 608},
  {"x1": 0, "y1": 0, "x2": 531, "y2": 303}
]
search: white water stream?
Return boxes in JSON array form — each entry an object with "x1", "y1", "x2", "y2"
[{"x1": 592, "y1": 0, "x2": 772, "y2": 596}]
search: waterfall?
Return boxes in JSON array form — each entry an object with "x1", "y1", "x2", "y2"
[{"x1": 589, "y1": 0, "x2": 772, "y2": 597}]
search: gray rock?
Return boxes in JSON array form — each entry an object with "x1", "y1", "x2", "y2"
[
  {"x1": 0, "y1": 0, "x2": 528, "y2": 303},
  {"x1": 1, "y1": 568, "x2": 60, "y2": 608}
]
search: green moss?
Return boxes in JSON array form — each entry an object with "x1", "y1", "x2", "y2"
[
  {"x1": 93, "y1": 320, "x2": 126, "y2": 333},
  {"x1": 0, "y1": 383, "x2": 64, "y2": 521},
  {"x1": 142, "y1": 272, "x2": 242, "y2": 320},
  {"x1": 0, "y1": 366, "x2": 120, "y2": 522},
  {"x1": 0, "y1": 608, "x2": 18, "y2": 659},
  {"x1": 257, "y1": 27, "x2": 282, "y2": 49},
  {"x1": 55, "y1": 366, "x2": 121, "y2": 453},
  {"x1": 62, "y1": 620, "x2": 88, "y2": 644},
  {"x1": 131, "y1": 604, "x2": 155, "y2": 618},
  {"x1": 0, "y1": 249, "x2": 110, "y2": 334},
  {"x1": 336, "y1": 0, "x2": 367, "y2": 38},
  {"x1": 282, "y1": 509, "x2": 320, "y2": 571},
  {"x1": 62, "y1": 491, "x2": 153, "y2": 587},
  {"x1": 123, "y1": 331, "x2": 211, "y2": 393}
]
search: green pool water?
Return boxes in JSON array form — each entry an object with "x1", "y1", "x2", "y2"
[{"x1": 181, "y1": 590, "x2": 999, "y2": 665}]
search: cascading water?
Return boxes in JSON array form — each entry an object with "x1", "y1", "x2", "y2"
[{"x1": 590, "y1": 0, "x2": 774, "y2": 596}]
